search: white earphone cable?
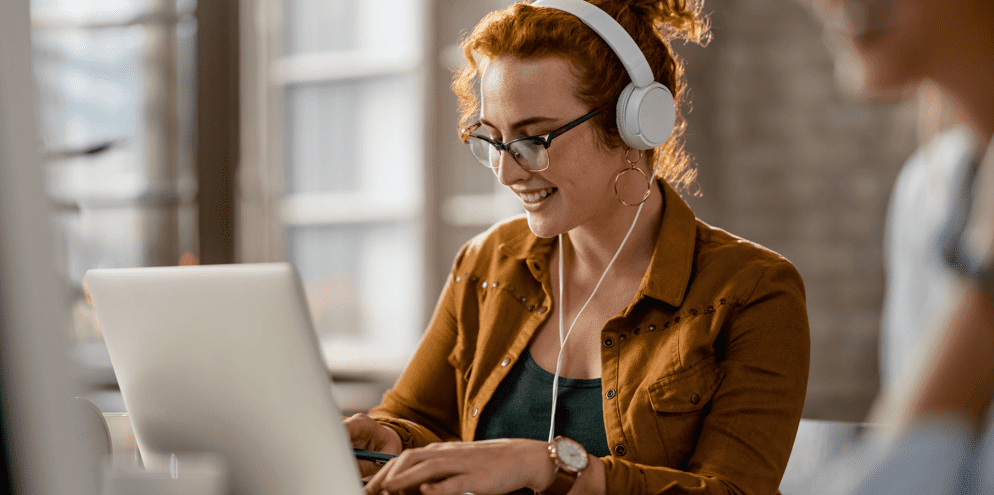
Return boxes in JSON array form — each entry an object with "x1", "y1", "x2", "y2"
[{"x1": 547, "y1": 200, "x2": 645, "y2": 442}]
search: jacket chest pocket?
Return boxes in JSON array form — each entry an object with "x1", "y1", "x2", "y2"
[{"x1": 647, "y1": 357, "x2": 724, "y2": 468}]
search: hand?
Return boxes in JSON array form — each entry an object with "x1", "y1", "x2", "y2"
[
  {"x1": 362, "y1": 438, "x2": 555, "y2": 495},
  {"x1": 343, "y1": 413, "x2": 404, "y2": 477}
]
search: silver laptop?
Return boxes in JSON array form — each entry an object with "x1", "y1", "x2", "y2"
[{"x1": 85, "y1": 262, "x2": 364, "y2": 495}]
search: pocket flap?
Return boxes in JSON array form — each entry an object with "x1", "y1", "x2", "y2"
[
  {"x1": 647, "y1": 357, "x2": 724, "y2": 413},
  {"x1": 447, "y1": 346, "x2": 474, "y2": 383}
]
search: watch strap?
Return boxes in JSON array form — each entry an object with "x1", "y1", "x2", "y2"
[{"x1": 539, "y1": 467, "x2": 579, "y2": 495}]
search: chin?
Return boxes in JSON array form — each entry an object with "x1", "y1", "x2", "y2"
[
  {"x1": 833, "y1": 46, "x2": 920, "y2": 99},
  {"x1": 525, "y1": 213, "x2": 565, "y2": 239}
]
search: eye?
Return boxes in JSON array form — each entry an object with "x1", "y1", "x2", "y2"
[{"x1": 478, "y1": 125, "x2": 500, "y2": 141}]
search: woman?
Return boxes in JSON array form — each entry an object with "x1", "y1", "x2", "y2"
[{"x1": 348, "y1": 1, "x2": 810, "y2": 494}]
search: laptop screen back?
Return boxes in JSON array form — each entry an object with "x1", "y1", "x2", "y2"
[{"x1": 85, "y1": 263, "x2": 364, "y2": 495}]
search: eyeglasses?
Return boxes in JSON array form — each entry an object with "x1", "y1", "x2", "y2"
[{"x1": 460, "y1": 109, "x2": 599, "y2": 172}]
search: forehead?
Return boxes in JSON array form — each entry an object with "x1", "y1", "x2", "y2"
[{"x1": 479, "y1": 56, "x2": 586, "y2": 124}]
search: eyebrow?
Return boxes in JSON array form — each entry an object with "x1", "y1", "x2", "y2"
[{"x1": 479, "y1": 116, "x2": 559, "y2": 134}]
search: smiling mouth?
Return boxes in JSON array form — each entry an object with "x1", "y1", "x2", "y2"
[{"x1": 520, "y1": 187, "x2": 557, "y2": 203}]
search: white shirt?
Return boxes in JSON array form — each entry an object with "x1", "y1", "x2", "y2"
[{"x1": 880, "y1": 127, "x2": 978, "y2": 389}]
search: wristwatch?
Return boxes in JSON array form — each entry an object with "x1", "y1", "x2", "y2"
[{"x1": 540, "y1": 436, "x2": 589, "y2": 495}]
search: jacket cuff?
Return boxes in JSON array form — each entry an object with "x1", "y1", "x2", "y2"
[{"x1": 369, "y1": 415, "x2": 442, "y2": 449}]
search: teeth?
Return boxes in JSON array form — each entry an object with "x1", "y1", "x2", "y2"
[{"x1": 522, "y1": 188, "x2": 555, "y2": 203}]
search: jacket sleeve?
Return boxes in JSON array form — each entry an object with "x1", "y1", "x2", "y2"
[
  {"x1": 603, "y1": 259, "x2": 811, "y2": 494},
  {"x1": 367, "y1": 245, "x2": 469, "y2": 449}
]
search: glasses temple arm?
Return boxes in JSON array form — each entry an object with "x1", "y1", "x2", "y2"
[{"x1": 543, "y1": 109, "x2": 600, "y2": 147}]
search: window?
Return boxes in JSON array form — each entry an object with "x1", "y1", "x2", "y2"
[
  {"x1": 31, "y1": 0, "x2": 198, "y2": 342},
  {"x1": 272, "y1": 0, "x2": 427, "y2": 361}
]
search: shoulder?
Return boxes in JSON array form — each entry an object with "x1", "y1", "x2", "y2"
[
  {"x1": 691, "y1": 220, "x2": 805, "y2": 300},
  {"x1": 694, "y1": 219, "x2": 797, "y2": 271},
  {"x1": 449, "y1": 215, "x2": 536, "y2": 274}
]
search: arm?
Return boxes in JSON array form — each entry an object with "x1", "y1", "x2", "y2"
[
  {"x1": 899, "y1": 283, "x2": 994, "y2": 424},
  {"x1": 367, "y1": 246, "x2": 469, "y2": 449},
  {"x1": 887, "y1": 144, "x2": 994, "y2": 426},
  {"x1": 603, "y1": 260, "x2": 811, "y2": 494},
  {"x1": 826, "y1": 143, "x2": 994, "y2": 495}
]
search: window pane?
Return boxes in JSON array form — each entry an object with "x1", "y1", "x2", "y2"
[
  {"x1": 283, "y1": 0, "x2": 358, "y2": 54},
  {"x1": 33, "y1": 26, "x2": 148, "y2": 159},
  {"x1": 289, "y1": 222, "x2": 421, "y2": 348},
  {"x1": 282, "y1": 0, "x2": 421, "y2": 55},
  {"x1": 284, "y1": 73, "x2": 422, "y2": 197},
  {"x1": 32, "y1": 0, "x2": 158, "y2": 23},
  {"x1": 284, "y1": 81, "x2": 361, "y2": 194}
]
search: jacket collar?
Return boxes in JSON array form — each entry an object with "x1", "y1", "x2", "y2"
[
  {"x1": 640, "y1": 179, "x2": 696, "y2": 308},
  {"x1": 497, "y1": 179, "x2": 696, "y2": 308}
]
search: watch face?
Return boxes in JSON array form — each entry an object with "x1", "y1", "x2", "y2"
[{"x1": 555, "y1": 438, "x2": 589, "y2": 472}]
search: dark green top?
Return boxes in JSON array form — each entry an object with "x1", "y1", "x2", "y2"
[{"x1": 475, "y1": 349, "x2": 610, "y2": 458}]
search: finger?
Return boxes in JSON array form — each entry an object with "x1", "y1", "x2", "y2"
[
  {"x1": 366, "y1": 448, "x2": 438, "y2": 494},
  {"x1": 356, "y1": 459, "x2": 384, "y2": 478},
  {"x1": 419, "y1": 474, "x2": 474, "y2": 495},
  {"x1": 381, "y1": 457, "x2": 464, "y2": 494},
  {"x1": 363, "y1": 454, "x2": 400, "y2": 494},
  {"x1": 344, "y1": 413, "x2": 373, "y2": 439}
]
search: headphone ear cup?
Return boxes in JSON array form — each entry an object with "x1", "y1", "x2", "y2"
[
  {"x1": 615, "y1": 83, "x2": 639, "y2": 148},
  {"x1": 615, "y1": 82, "x2": 675, "y2": 150}
]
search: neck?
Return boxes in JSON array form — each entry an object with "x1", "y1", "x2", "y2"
[
  {"x1": 563, "y1": 181, "x2": 663, "y2": 277},
  {"x1": 927, "y1": 7, "x2": 994, "y2": 149}
]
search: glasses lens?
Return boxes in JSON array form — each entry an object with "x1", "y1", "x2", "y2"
[
  {"x1": 466, "y1": 135, "x2": 495, "y2": 168},
  {"x1": 508, "y1": 138, "x2": 548, "y2": 171}
]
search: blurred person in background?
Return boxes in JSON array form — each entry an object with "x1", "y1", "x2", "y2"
[
  {"x1": 344, "y1": 1, "x2": 813, "y2": 494},
  {"x1": 808, "y1": 0, "x2": 993, "y2": 493}
]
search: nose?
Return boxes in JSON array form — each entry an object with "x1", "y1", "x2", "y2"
[{"x1": 494, "y1": 148, "x2": 530, "y2": 186}]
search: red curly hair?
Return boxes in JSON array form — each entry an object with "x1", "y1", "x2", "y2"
[{"x1": 452, "y1": 0, "x2": 709, "y2": 194}]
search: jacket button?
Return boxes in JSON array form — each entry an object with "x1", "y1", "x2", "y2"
[
  {"x1": 501, "y1": 357, "x2": 511, "y2": 367},
  {"x1": 674, "y1": 316, "x2": 681, "y2": 323},
  {"x1": 706, "y1": 305, "x2": 714, "y2": 312},
  {"x1": 606, "y1": 389, "x2": 616, "y2": 399},
  {"x1": 614, "y1": 445, "x2": 626, "y2": 456},
  {"x1": 648, "y1": 324, "x2": 655, "y2": 331},
  {"x1": 481, "y1": 281, "x2": 489, "y2": 289},
  {"x1": 633, "y1": 327, "x2": 641, "y2": 335},
  {"x1": 537, "y1": 306, "x2": 547, "y2": 314},
  {"x1": 520, "y1": 297, "x2": 527, "y2": 303},
  {"x1": 528, "y1": 305, "x2": 535, "y2": 311},
  {"x1": 618, "y1": 334, "x2": 626, "y2": 341},
  {"x1": 491, "y1": 281, "x2": 499, "y2": 288},
  {"x1": 507, "y1": 286, "x2": 516, "y2": 292},
  {"x1": 663, "y1": 322, "x2": 669, "y2": 328},
  {"x1": 689, "y1": 308, "x2": 697, "y2": 315},
  {"x1": 455, "y1": 276, "x2": 461, "y2": 282},
  {"x1": 690, "y1": 393, "x2": 700, "y2": 405},
  {"x1": 735, "y1": 300, "x2": 744, "y2": 307},
  {"x1": 719, "y1": 298, "x2": 726, "y2": 304},
  {"x1": 472, "y1": 407, "x2": 479, "y2": 417},
  {"x1": 603, "y1": 338, "x2": 614, "y2": 348}
]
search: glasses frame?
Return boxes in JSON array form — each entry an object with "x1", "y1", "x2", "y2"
[{"x1": 461, "y1": 109, "x2": 600, "y2": 172}]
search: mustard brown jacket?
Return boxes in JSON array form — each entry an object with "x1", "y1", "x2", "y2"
[{"x1": 370, "y1": 180, "x2": 810, "y2": 494}]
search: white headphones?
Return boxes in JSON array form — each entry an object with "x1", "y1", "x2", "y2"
[{"x1": 531, "y1": 0, "x2": 676, "y2": 150}]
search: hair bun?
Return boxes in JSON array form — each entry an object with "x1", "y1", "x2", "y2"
[{"x1": 591, "y1": 0, "x2": 709, "y2": 43}]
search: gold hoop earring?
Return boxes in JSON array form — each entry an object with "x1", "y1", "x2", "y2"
[{"x1": 614, "y1": 149, "x2": 651, "y2": 206}]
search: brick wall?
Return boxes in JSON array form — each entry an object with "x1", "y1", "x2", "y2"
[{"x1": 679, "y1": 0, "x2": 918, "y2": 420}]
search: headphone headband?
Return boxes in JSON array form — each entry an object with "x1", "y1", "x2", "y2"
[
  {"x1": 530, "y1": 0, "x2": 654, "y2": 87},
  {"x1": 529, "y1": 0, "x2": 675, "y2": 149}
]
